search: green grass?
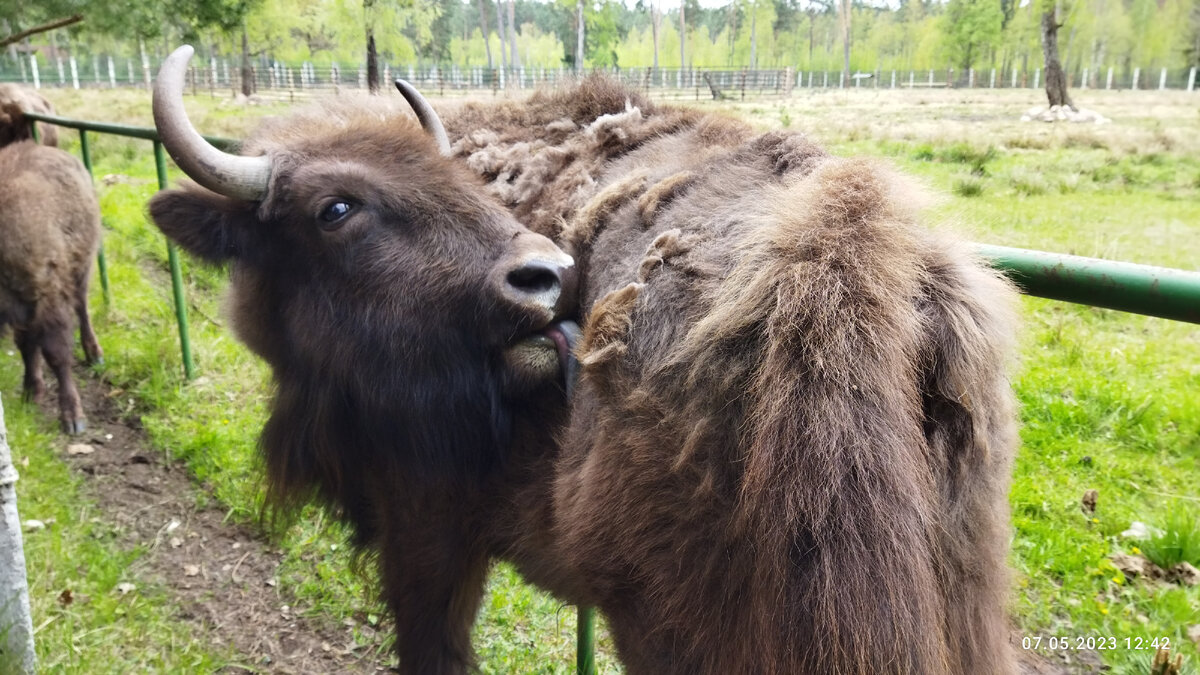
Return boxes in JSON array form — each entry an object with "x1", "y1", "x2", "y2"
[
  {"x1": 0, "y1": 393, "x2": 238, "y2": 672},
  {"x1": 1139, "y1": 504, "x2": 1200, "y2": 570},
  {"x1": 4, "y1": 87, "x2": 1196, "y2": 673}
]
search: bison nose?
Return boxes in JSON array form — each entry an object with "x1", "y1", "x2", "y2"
[{"x1": 501, "y1": 257, "x2": 576, "y2": 316}]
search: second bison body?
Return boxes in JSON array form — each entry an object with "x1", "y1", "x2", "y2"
[{"x1": 0, "y1": 141, "x2": 102, "y2": 433}]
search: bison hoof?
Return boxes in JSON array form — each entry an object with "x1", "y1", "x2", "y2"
[{"x1": 61, "y1": 417, "x2": 87, "y2": 435}]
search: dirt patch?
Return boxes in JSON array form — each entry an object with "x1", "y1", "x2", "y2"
[{"x1": 55, "y1": 372, "x2": 392, "y2": 674}]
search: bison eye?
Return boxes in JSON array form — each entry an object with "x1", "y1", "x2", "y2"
[{"x1": 318, "y1": 200, "x2": 355, "y2": 229}]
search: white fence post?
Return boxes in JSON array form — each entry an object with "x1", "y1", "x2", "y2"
[
  {"x1": 1081, "y1": 68, "x2": 1088, "y2": 89},
  {"x1": 1106, "y1": 67, "x2": 1113, "y2": 90},
  {"x1": 69, "y1": 57, "x2": 79, "y2": 89},
  {"x1": 1188, "y1": 67, "x2": 1196, "y2": 92},
  {"x1": 107, "y1": 56, "x2": 116, "y2": 88},
  {"x1": 1158, "y1": 67, "x2": 1166, "y2": 90},
  {"x1": 968, "y1": 68, "x2": 974, "y2": 87},
  {"x1": 989, "y1": 68, "x2": 995, "y2": 88},
  {"x1": 1011, "y1": 67, "x2": 1018, "y2": 88},
  {"x1": 1033, "y1": 68, "x2": 1040, "y2": 89},
  {"x1": 1, "y1": 395, "x2": 37, "y2": 674},
  {"x1": 56, "y1": 56, "x2": 65, "y2": 84},
  {"x1": 29, "y1": 55, "x2": 40, "y2": 89},
  {"x1": 1132, "y1": 67, "x2": 1140, "y2": 90},
  {"x1": 890, "y1": 70, "x2": 896, "y2": 88}
]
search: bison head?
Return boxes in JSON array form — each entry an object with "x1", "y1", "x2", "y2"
[{"x1": 148, "y1": 46, "x2": 576, "y2": 517}]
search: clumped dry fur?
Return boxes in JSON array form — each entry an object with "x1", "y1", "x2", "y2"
[
  {"x1": 444, "y1": 77, "x2": 1019, "y2": 674},
  {"x1": 150, "y1": 80, "x2": 1019, "y2": 674},
  {"x1": 0, "y1": 141, "x2": 102, "y2": 432},
  {"x1": 0, "y1": 84, "x2": 59, "y2": 147}
]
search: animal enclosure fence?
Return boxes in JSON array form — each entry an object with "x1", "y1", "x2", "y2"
[
  {"x1": 6, "y1": 54, "x2": 1200, "y2": 102},
  {"x1": 18, "y1": 105, "x2": 1200, "y2": 673}
]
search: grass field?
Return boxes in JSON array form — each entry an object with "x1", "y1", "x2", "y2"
[{"x1": 3, "y1": 85, "x2": 1198, "y2": 673}]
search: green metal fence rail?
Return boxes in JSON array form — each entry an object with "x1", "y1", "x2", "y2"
[{"x1": 20, "y1": 110, "x2": 1200, "y2": 675}]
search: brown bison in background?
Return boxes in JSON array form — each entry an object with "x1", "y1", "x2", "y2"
[
  {"x1": 0, "y1": 141, "x2": 103, "y2": 433},
  {"x1": 149, "y1": 45, "x2": 1019, "y2": 674},
  {"x1": 0, "y1": 84, "x2": 59, "y2": 147}
]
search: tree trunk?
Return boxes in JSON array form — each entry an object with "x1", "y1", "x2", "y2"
[
  {"x1": 0, "y1": 397, "x2": 36, "y2": 675},
  {"x1": 576, "y1": 0, "x2": 585, "y2": 72},
  {"x1": 496, "y1": 0, "x2": 508, "y2": 71},
  {"x1": 679, "y1": 0, "x2": 686, "y2": 68},
  {"x1": 750, "y1": 1, "x2": 758, "y2": 69},
  {"x1": 508, "y1": 0, "x2": 520, "y2": 68},
  {"x1": 841, "y1": 0, "x2": 851, "y2": 85},
  {"x1": 241, "y1": 22, "x2": 253, "y2": 96},
  {"x1": 1040, "y1": 10, "x2": 1074, "y2": 108},
  {"x1": 651, "y1": 2, "x2": 660, "y2": 70},
  {"x1": 808, "y1": 12, "x2": 814, "y2": 68},
  {"x1": 477, "y1": 0, "x2": 493, "y2": 69},
  {"x1": 366, "y1": 33, "x2": 379, "y2": 93}
]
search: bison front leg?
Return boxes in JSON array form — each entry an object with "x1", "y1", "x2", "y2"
[{"x1": 379, "y1": 517, "x2": 491, "y2": 674}]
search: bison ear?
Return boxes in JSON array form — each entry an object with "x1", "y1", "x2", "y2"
[{"x1": 148, "y1": 186, "x2": 253, "y2": 264}]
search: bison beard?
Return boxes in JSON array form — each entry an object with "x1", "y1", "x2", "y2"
[{"x1": 148, "y1": 55, "x2": 1019, "y2": 675}]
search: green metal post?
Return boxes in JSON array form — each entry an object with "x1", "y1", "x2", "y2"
[
  {"x1": 29, "y1": 122, "x2": 40, "y2": 144},
  {"x1": 154, "y1": 141, "x2": 196, "y2": 379},
  {"x1": 577, "y1": 606, "x2": 597, "y2": 675},
  {"x1": 78, "y1": 129, "x2": 112, "y2": 306},
  {"x1": 976, "y1": 244, "x2": 1200, "y2": 324}
]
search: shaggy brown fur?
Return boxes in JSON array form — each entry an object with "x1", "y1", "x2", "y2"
[
  {"x1": 150, "y1": 80, "x2": 1019, "y2": 674},
  {"x1": 148, "y1": 95, "x2": 577, "y2": 674},
  {"x1": 0, "y1": 141, "x2": 102, "y2": 433},
  {"x1": 444, "y1": 78, "x2": 1019, "y2": 674},
  {"x1": 0, "y1": 84, "x2": 59, "y2": 148}
]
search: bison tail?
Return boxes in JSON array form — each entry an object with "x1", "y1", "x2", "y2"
[{"x1": 683, "y1": 158, "x2": 1015, "y2": 673}]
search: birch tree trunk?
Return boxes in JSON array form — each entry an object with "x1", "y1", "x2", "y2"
[
  {"x1": 0, "y1": 396, "x2": 36, "y2": 674},
  {"x1": 508, "y1": 0, "x2": 520, "y2": 69},
  {"x1": 576, "y1": 0, "x2": 585, "y2": 72}
]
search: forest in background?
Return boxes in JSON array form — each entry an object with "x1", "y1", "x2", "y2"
[{"x1": 3, "y1": 0, "x2": 1199, "y2": 88}]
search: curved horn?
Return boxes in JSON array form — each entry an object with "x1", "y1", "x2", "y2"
[
  {"x1": 394, "y1": 79, "x2": 451, "y2": 156},
  {"x1": 154, "y1": 45, "x2": 270, "y2": 201}
]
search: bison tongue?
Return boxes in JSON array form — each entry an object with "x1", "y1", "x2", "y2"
[{"x1": 546, "y1": 320, "x2": 581, "y2": 397}]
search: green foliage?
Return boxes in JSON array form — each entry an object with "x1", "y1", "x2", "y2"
[
  {"x1": 939, "y1": 0, "x2": 1003, "y2": 71},
  {"x1": 953, "y1": 176, "x2": 984, "y2": 196},
  {"x1": 8, "y1": 0, "x2": 1199, "y2": 74},
  {"x1": 1139, "y1": 504, "x2": 1200, "y2": 569}
]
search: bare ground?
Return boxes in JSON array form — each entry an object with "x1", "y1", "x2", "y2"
[{"x1": 56, "y1": 371, "x2": 393, "y2": 674}]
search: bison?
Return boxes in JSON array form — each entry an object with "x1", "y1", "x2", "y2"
[
  {"x1": 0, "y1": 84, "x2": 59, "y2": 148},
  {"x1": 0, "y1": 141, "x2": 103, "y2": 433},
  {"x1": 149, "y1": 45, "x2": 1019, "y2": 674}
]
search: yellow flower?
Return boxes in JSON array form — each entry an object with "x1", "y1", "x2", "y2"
[
  {"x1": 1091, "y1": 518, "x2": 1099, "y2": 523},
  {"x1": 1100, "y1": 607, "x2": 1109, "y2": 615},
  {"x1": 1131, "y1": 546, "x2": 1141, "y2": 555},
  {"x1": 1111, "y1": 576, "x2": 1123, "y2": 585}
]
